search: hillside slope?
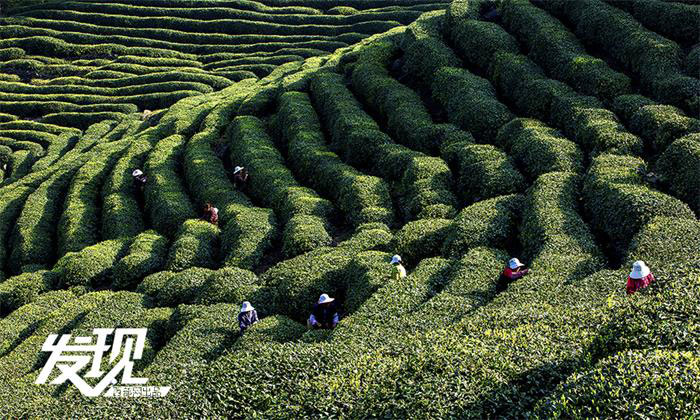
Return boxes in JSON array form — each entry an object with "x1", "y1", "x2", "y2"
[{"x1": 0, "y1": 0, "x2": 699, "y2": 417}]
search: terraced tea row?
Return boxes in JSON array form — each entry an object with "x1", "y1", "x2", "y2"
[
  {"x1": 0, "y1": 0, "x2": 698, "y2": 416},
  {"x1": 0, "y1": 0, "x2": 449, "y2": 134}
]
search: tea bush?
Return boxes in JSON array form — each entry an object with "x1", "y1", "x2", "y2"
[
  {"x1": 144, "y1": 134, "x2": 196, "y2": 236},
  {"x1": 112, "y1": 230, "x2": 169, "y2": 290},
  {"x1": 393, "y1": 218, "x2": 451, "y2": 263},
  {"x1": 442, "y1": 194, "x2": 523, "y2": 257},
  {"x1": 656, "y1": 134, "x2": 700, "y2": 213},
  {"x1": 165, "y1": 219, "x2": 220, "y2": 272},
  {"x1": 583, "y1": 154, "x2": 695, "y2": 253}
]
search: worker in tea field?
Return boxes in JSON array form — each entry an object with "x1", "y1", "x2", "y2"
[
  {"x1": 131, "y1": 169, "x2": 147, "y2": 192},
  {"x1": 238, "y1": 301, "x2": 259, "y2": 335},
  {"x1": 307, "y1": 293, "x2": 340, "y2": 329},
  {"x1": 626, "y1": 260, "x2": 655, "y2": 295},
  {"x1": 202, "y1": 202, "x2": 219, "y2": 226},
  {"x1": 233, "y1": 166, "x2": 249, "y2": 190},
  {"x1": 498, "y1": 258, "x2": 530, "y2": 291},
  {"x1": 391, "y1": 255, "x2": 407, "y2": 281}
]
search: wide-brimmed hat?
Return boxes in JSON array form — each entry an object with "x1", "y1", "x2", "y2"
[
  {"x1": 233, "y1": 166, "x2": 244, "y2": 174},
  {"x1": 132, "y1": 169, "x2": 143, "y2": 177},
  {"x1": 630, "y1": 260, "x2": 650, "y2": 279},
  {"x1": 390, "y1": 255, "x2": 402, "y2": 265},
  {"x1": 240, "y1": 301, "x2": 254, "y2": 313},
  {"x1": 318, "y1": 293, "x2": 334, "y2": 304},
  {"x1": 508, "y1": 258, "x2": 524, "y2": 270}
]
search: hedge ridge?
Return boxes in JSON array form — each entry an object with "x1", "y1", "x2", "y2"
[
  {"x1": 228, "y1": 115, "x2": 333, "y2": 257},
  {"x1": 165, "y1": 219, "x2": 220, "y2": 272},
  {"x1": 656, "y1": 134, "x2": 700, "y2": 214},
  {"x1": 499, "y1": 0, "x2": 631, "y2": 101},
  {"x1": 310, "y1": 71, "x2": 455, "y2": 221},
  {"x1": 520, "y1": 171, "x2": 604, "y2": 280},
  {"x1": 57, "y1": 143, "x2": 127, "y2": 256},
  {"x1": 497, "y1": 118, "x2": 584, "y2": 178},
  {"x1": 275, "y1": 90, "x2": 395, "y2": 227},
  {"x1": 540, "y1": 0, "x2": 699, "y2": 114},
  {"x1": 583, "y1": 153, "x2": 696, "y2": 254},
  {"x1": 144, "y1": 133, "x2": 196, "y2": 236},
  {"x1": 112, "y1": 230, "x2": 169, "y2": 290}
]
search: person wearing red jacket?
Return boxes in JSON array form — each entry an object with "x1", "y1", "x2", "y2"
[
  {"x1": 497, "y1": 258, "x2": 530, "y2": 291},
  {"x1": 626, "y1": 260, "x2": 655, "y2": 295}
]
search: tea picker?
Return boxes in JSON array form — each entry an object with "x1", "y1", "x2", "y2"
[
  {"x1": 391, "y1": 255, "x2": 407, "y2": 281},
  {"x1": 626, "y1": 260, "x2": 655, "y2": 295},
  {"x1": 307, "y1": 294, "x2": 340, "y2": 329},
  {"x1": 238, "y1": 301, "x2": 259, "y2": 335}
]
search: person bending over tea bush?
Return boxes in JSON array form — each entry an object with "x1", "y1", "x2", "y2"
[
  {"x1": 233, "y1": 165, "x2": 249, "y2": 191},
  {"x1": 202, "y1": 202, "x2": 219, "y2": 226},
  {"x1": 391, "y1": 254, "x2": 407, "y2": 281},
  {"x1": 238, "y1": 301, "x2": 259, "y2": 335},
  {"x1": 307, "y1": 294, "x2": 340, "y2": 330},
  {"x1": 498, "y1": 257, "x2": 530, "y2": 291},
  {"x1": 626, "y1": 260, "x2": 655, "y2": 295},
  {"x1": 131, "y1": 168, "x2": 147, "y2": 192}
]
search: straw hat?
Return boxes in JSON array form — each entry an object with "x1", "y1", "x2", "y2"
[
  {"x1": 240, "y1": 301, "x2": 254, "y2": 313},
  {"x1": 508, "y1": 258, "x2": 524, "y2": 270},
  {"x1": 390, "y1": 255, "x2": 402, "y2": 265},
  {"x1": 318, "y1": 294, "x2": 335, "y2": 304},
  {"x1": 630, "y1": 261, "x2": 650, "y2": 279},
  {"x1": 233, "y1": 166, "x2": 244, "y2": 174},
  {"x1": 132, "y1": 169, "x2": 143, "y2": 177}
]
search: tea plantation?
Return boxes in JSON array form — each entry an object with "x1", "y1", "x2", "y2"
[{"x1": 0, "y1": 0, "x2": 698, "y2": 417}]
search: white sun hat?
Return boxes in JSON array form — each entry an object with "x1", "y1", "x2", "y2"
[
  {"x1": 240, "y1": 301, "x2": 254, "y2": 313},
  {"x1": 508, "y1": 258, "x2": 524, "y2": 270},
  {"x1": 318, "y1": 293, "x2": 335, "y2": 304},
  {"x1": 630, "y1": 260, "x2": 650, "y2": 279},
  {"x1": 390, "y1": 255, "x2": 402, "y2": 264},
  {"x1": 233, "y1": 166, "x2": 244, "y2": 174},
  {"x1": 132, "y1": 169, "x2": 143, "y2": 177}
]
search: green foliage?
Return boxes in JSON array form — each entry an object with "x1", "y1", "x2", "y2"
[
  {"x1": 550, "y1": 94, "x2": 644, "y2": 157},
  {"x1": 541, "y1": 0, "x2": 698, "y2": 114},
  {"x1": 443, "y1": 194, "x2": 523, "y2": 258},
  {"x1": 0, "y1": 290, "x2": 74, "y2": 356},
  {"x1": 101, "y1": 139, "x2": 150, "y2": 239},
  {"x1": 393, "y1": 218, "x2": 451, "y2": 263},
  {"x1": 165, "y1": 219, "x2": 220, "y2": 272},
  {"x1": 500, "y1": 0, "x2": 631, "y2": 100},
  {"x1": 264, "y1": 224, "x2": 392, "y2": 320},
  {"x1": 112, "y1": 230, "x2": 169, "y2": 290},
  {"x1": 229, "y1": 115, "x2": 333, "y2": 256},
  {"x1": 276, "y1": 90, "x2": 394, "y2": 227},
  {"x1": 583, "y1": 154, "x2": 696, "y2": 253},
  {"x1": 10, "y1": 165, "x2": 80, "y2": 273},
  {"x1": 282, "y1": 214, "x2": 333, "y2": 258},
  {"x1": 138, "y1": 266, "x2": 260, "y2": 307},
  {"x1": 402, "y1": 13, "x2": 461, "y2": 88},
  {"x1": 656, "y1": 134, "x2": 700, "y2": 213},
  {"x1": 53, "y1": 238, "x2": 131, "y2": 288},
  {"x1": 497, "y1": 118, "x2": 583, "y2": 178},
  {"x1": 350, "y1": 50, "x2": 450, "y2": 155},
  {"x1": 57, "y1": 144, "x2": 126, "y2": 256},
  {"x1": 144, "y1": 134, "x2": 196, "y2": 236},
  {"x1": 0, "y1": 270, "x2": 57, "y2": 315},
  {"x1": 607, "y1": 0, "x2": 699, "y2": 45},
  {"x1": 536, "y1": 349, "x2": 700, "y2": 418},
  {"x1": 628, "y1": 104, "x2": 700, "y2": 153},
  {"x1": 450, "y1": 19, "x2": 519, "y2": 74},
  {"x1": 433, "y1": 66, "x2": 514, "y2": 142},
  {"x1": 441, "y1": 138, "x2": 525, "y2": 204},
  {"x1": 521, "y1": 171, "x2": 604, "y2": 279}
]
